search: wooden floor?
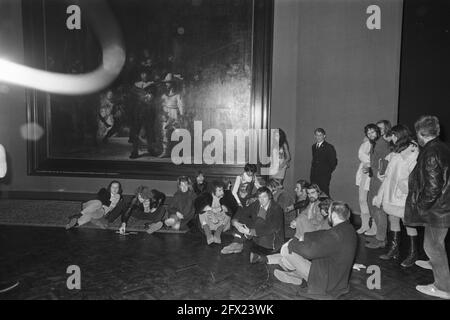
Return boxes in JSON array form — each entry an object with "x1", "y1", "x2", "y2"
[{"x1": 0, "y1": 224, "x2": 445, "y2": 300}]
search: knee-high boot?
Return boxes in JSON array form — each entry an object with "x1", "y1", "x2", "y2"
[
  {"x1": 379, "y1": 231, "x2": 400, "y2": 260},
  {"x1": 357, "y1": 212, "x2": 370, "y2": 234},
  {"x1": 400, "y1": 235, "x2": 418, "y2": 268}
]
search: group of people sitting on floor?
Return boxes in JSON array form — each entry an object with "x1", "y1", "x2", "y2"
[
  {"x1": 65, "y1": 163, "x2": 357, "y2": 300},
  {"x1": 65, "y1": 115, "x2": 450, "y2": 300}
]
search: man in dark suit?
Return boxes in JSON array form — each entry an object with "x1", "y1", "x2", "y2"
[{"x1": 310, "y1": 128, "x2": 338, "y2": 196}]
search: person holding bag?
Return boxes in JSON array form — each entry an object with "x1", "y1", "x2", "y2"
[{"x1": 372, "y1": 125, "x2": 419, "y2": 267}]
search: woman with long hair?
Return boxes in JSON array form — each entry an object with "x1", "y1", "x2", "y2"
[
  {"x1": 373, "y1": 124, "x2": 420, "y2": 267},
  {"x1": 269, "y1": 128, "x2": 291, "y2": 185},
  {"x1": 120, "y1": 186, "x2": 167, "y2": 235},
  {"x1": 355, "y1": 124, "x2": 380, "y2": 234},
  {"x1": 66, "y1": 180, "x2": 125, "y2": 230}
]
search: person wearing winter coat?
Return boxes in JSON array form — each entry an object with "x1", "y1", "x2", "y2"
[{"x1": 373, "y1": 125, "x2": 419, "y2": 267}]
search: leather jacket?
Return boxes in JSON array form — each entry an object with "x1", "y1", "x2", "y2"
[{"x1": 405, "y1": 138, "x2": 450, "y2": 228}]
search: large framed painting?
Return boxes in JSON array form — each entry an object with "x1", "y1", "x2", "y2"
[{"x1": 23, "y1": 0, "x2": 273, "y2": 180}]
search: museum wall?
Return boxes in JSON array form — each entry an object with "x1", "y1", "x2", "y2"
[
  {"x1": 0, "y1": 0, "x2": 402, "y2": 212},
  {"x1": 289, "y1": 0, "x2": 403, "y2": 211}
]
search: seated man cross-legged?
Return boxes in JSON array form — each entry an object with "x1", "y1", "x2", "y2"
[
  {"x1": 273, "y1": 201, "x2": 357, "y2": 300},
  {"x1": 221, "y1": 187, "x2": 284, "y2": 264},
  {"x1": 289, "y1": 184, "x2": 331, "y2": 233},
  {"x1": 266, "y1": 195, "x2": 332, "y2": 271}
]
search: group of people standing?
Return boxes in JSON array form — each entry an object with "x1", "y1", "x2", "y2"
[{"x1": 355, "y1": 116, "x2": 450, "y2": 299}]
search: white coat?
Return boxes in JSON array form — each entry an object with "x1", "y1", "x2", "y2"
[
  {"x1": 374, "y1": 144, "x2": 418, "y2": 218},
  {"x1": 356, "y1": 139, "x2": 371, "y2": 191}
]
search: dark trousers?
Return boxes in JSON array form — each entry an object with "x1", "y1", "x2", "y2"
[
  {"x1": 310, "y1": 172, "x2": 331, "y2": 196},
  {"x1": 251, "y1": 241, "x2": 279, "y2": 255},
  {"x1": 232, "y1": 229, "x2": 279, "y2": 256},
  {"x1": 368, "y1": 179, "x2": 388, "y2": 241},
  {"x1": 424, "y1": 226, "x2": 450, "y2": 292}
]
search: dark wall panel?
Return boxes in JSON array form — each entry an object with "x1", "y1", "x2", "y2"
[{"x1": 398, "y1": 0, "x2": 450, "y2": 141}]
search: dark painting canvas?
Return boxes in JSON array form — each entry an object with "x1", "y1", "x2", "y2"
[{"x1": 24, "y1": 0, "x2": 273, "y2": 179}]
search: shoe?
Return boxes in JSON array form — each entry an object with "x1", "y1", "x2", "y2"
[
  {"x1": 250, "y1": 252, "x2": 267, "y2": 264},
  {"x1": 220, "y1": 242, "x2": 243, "y2": 254},
  {"x1": 129, "y1": 152, "x2": 140, "y2": 159},
  {"x1": 357, "y1": 225, "x2": 370, "y2": 234},
  {"x1": 379, "y1": 231, "x2": 400, "y2": 260},
  {"x1": 279, "y1": 259, "x2": 294, "y2": 272},
  {"x1": 415, "y1": 260, "x2": 432, "y2": 270},
  {"x1": 400, "y1": 235, "x2": 418, "y2": 268},
  {"x1": 165, "y1": 218, "x2": 176, "y2": 227},
  {"x1": 146, "y1": 221, "x2": 163, "y2": 234},
  {"x1": 416, "y1": 284, "x2": 450, "y2": 299},
  {"x1": 119, "y1": 223, "x2": 126, "y2": 235},
  {"x1": 274, "y1": 269, "x2": 303, "y2": 285},
  {"x1": 365, "y1": 238, "x2": 386, "y2": 249},
  {"x1": 65, "y1": 217, "x2": 79, "y2": 230},
  {"x1": 0, "y1": 280, "x2": 19, "y2": 293},
  {"x1": 299, "y1": 278, "x2": 308, "y2": 289},
  {"x1": 356, "y1": 213, "x2": 370, "y2": 234},
  {"x1": 364, "y1": 222, "x2": 377, "y2": 236}
]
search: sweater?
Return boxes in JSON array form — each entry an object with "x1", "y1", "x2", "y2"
[{"x1": 168, "y1": 190, "x2": 196, "y2": 221}]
